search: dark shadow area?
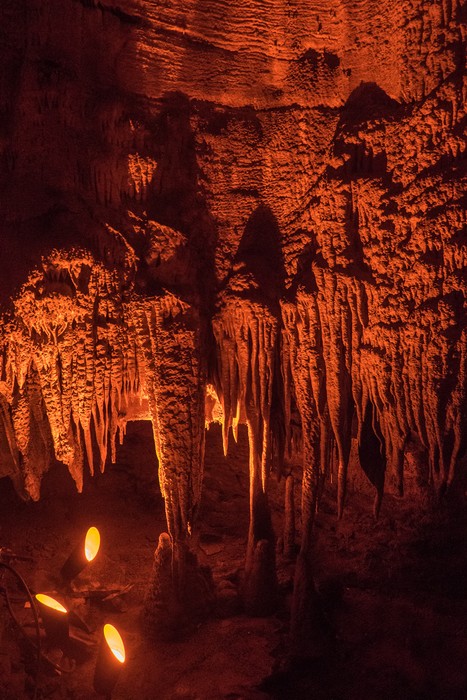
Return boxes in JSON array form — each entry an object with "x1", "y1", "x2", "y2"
[
  {"x1": 329, "y1": 82, "x2": 402, "y2": 183},
  {"x1": 223, "y1": 203, "x2": 286, "y2": 305},
  {"x1": 358, "y1": 401, "x2": 386, "y2": 496},
  {"x1": 143, "y1": 91, "x2": 219, "y2": 312},
  {"x1": 399, "y1": 506, "x2": 467, "y2": 600},
  {"x1": 341, "y1": 81, "x2": 401, "y2": 124},
  {"x1": 287, "y1": 238, "x2": 319, "y2": 297}
]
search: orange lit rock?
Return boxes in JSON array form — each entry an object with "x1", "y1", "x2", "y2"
[{"x1": 0, "y1": 0, "x2": 465, "y2": 642}]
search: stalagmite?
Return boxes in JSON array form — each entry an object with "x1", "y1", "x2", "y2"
[
  {"x1": 144, "y1": 533, "x2": 215, "y2": 639},
  {"x1": 144, "y1": 533, "x2": 182, "y2": 640}
]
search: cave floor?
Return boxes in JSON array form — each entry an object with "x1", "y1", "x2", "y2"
[{"x1": 1, "y1": 423, "x2": 467, "y2": 700}]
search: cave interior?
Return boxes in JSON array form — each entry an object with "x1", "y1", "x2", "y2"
[{"x1": 0, "y1": 1, "x2": 466, "y2": 698}]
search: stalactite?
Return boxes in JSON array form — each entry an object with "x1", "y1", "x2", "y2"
[
  {"x1": 314, "y1": 269, "x2": 355, "y2": 518},
  {"x1": 10, "y1": 366, "x2": 53, "y2": 501},
  {"x1": 0, "y1": 249, "x2": 142, "y2": 498},
  {"x1": 281, "y1": 247, "x2": 466, "y2": 519},
  {"x1": 129, "y1": 292, "x2": 206, "y2": 543},
  {"x1": 281, "y1": 286, "x2": 326, "y2": 546},
  {"x1": 213, "y1": 292, "x2": 279, "y2": 615},
  {"x1": 0, "y1": 393, "x2": 21, "y2": 486},
  {"x1": 281, "y1": 285, "x2": 331, "y2": 649},
  {"x1": 1, "y1": 241, "x2": 213, "y2": 640}
]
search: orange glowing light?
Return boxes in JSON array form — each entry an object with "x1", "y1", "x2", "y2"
[
  {"x1": 103, "y1": 624, "x2": 125, "y2": 663},
  {"x1": 35, "y1": 594, "x2": 68, "y2": 613},
  {"x1": 84, "y1": 526, "x2": 100, "y2": 562}
]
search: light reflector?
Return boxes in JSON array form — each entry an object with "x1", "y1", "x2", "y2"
[
  {"x1": 35, "y1": 593, "x2": 69, "y2": 648},
  {"x1": 94, "y1": 623, "x2": 126, "y2": 696},
  {"x1": 84, "y1": 526, "x2": 100, "y2": 562},
  {"x1": 60, "y1": 525, "x2": 101, "y2": 582},
  {"x1": 104, "y1": 624, "x2": 125, "y2": 663}
]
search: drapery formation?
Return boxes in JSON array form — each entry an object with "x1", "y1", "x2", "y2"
[
  {"x1": 213, "y1": 285, "x2": 279, "y2": 612},
  {"x1": 0, "y1": 247, "x2": 206, "y2": 544},
  {"x1": 0, "y1": 169, "x2": 465, "y2": 547}
]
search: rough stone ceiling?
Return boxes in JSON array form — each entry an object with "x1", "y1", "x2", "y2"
[{"x1": 0, "y1": 0, "x2": 466, "y2": 633}]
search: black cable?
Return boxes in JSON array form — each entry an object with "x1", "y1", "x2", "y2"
[
  {"x1": 0, "y1": 559, "x2": 76, "y2": 700},
  {"x1": 0, "y1": 559, "x2": 41, "y2": 699}
]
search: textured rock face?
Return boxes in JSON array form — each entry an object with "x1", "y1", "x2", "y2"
[{"x1": 0, "y1": 0, "x2": 466, "y2": 625}]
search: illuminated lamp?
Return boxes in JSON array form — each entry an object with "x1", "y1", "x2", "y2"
[
  {"x1": 35, "y1": 593, "x2": 69, "y2": 648},
  {"x1": 93, "y1": 624, "x2": 126, "y2": 697},
  {"x1": 60, "y1": 526, "x2": 100, "y2": 582}
]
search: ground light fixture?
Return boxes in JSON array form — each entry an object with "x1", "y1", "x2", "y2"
[
  {"x1": 35, "y1": 593, "x2": 69, "y2": 649},
  {"x1": 60, "y1": 526, "x2": 101, "y2": 582},
  {"x1": 93, "y1": 623, "x2": 126, "y2": 697}
]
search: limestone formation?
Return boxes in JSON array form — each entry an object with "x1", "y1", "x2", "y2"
[
  {"x1": 144, "y1": 532, "x2": 215, "y2": 639},
  {"x1": 0, "y1": 0, "x2": 465, "y2": 639}
]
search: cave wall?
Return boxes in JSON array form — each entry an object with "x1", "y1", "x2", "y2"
[{"x1": 0, "y1": 0, "x2": 466, "y2": 546}]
